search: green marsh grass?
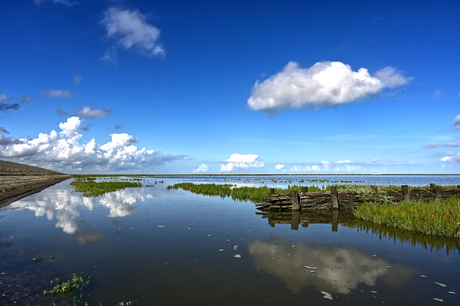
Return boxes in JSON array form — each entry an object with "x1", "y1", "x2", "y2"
[
  {"x1": 71, "y1": 177, "x2": 142, "y2": 197},
  {"x1": 353, "y1": 196, "x2": 460, "y2": 238},
  {"x1": 167, "y1": 183, "x2": 337, "y2": 203}
]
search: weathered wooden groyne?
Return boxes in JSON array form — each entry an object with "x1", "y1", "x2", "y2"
[{"x1": 255, "y1": 185, "x2": 460, "y2": 211}]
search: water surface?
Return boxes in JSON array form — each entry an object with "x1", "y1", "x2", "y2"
[{"x1": 0, "y1": 175, "x2": 459, "y2": 305}]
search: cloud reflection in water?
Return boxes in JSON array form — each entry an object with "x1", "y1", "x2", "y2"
[
  {"x1": 9, "y1": 186, "x2": 165, "y2": 234},
  {"x1": 249, "y1": 239, "x2": 414, "y2": 294}
]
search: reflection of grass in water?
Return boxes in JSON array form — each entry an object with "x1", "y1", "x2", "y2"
[
  {"x1": 353, "y1": 197, "x2": 460, "y2": 238},
  {"x1": 71, "y1": 177, "x2": 142, "y2": 197},
  {"x1": 349, "y1": 218, "x2": 460, "y2": 256}
]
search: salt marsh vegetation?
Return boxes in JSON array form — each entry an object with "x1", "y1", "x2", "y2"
[{"x1": 353, "y1": 197, "x2": 460, "y2": 238}]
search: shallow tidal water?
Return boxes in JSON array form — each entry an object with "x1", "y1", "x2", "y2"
[{"x1": 0, "y1": 175, "x2": 459, "y2": 305}]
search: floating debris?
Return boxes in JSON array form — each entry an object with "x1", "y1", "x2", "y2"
[
  {"x1": 321, "y1": 291, "x2": 333, "y2": 300},
  {"x1": 292, "y1": 245, "x2": 295, "y2": 248},
  {"x1": 433, "y1": 298, "x2": 443, "y2": 302},
  {"x1": 218, "y1": 249, "x2": 224, "y2": 252},
  {"x1": 233, "y1": 245, "x2": 238, "y2": 251},
  {"x1": 385, "y1": 265, "x2": 391, "y2": 268},
  {"x1": 157, "y1": 225, "x2": 165, "y2": 228},
  {"x1": 304, "y1": 265, "x2": 312, "y2": 269},
  {"x1": 421, "y1": 275, "x2": 427, "y2": 278},
  {"x1": 371, "y1": 291, "x2": 377, "y2": 294},
  {"x1": 310, "y1": 270, "x2": 317, "y2": 273},
  {"x1": 233, "y1": 254, "x2": 241, "y2": 258},
  {"x1": 448, "y1": 291, "x2": 456, "y2": 295},
  {"x1": 434, "y1": 282, "x2": 447, "y2": 288}
]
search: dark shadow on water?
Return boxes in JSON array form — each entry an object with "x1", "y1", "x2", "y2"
[{"x1": 256, "y1": 210, "x2": 460, "y2": 256}]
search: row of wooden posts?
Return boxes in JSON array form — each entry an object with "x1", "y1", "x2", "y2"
[{"x1": 259, "y1": 184, "x2": 460, "y2": 211}]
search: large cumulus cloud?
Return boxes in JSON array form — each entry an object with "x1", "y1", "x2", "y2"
[
  {"x1": 248, "y1": 61, "x2": 411, "y2": 112},
  {"x1": 0, "y1": 117, "x2": 186, "y2": 172}
]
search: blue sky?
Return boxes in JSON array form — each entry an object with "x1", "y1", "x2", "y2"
[{"x1": 1, "y1": 0, "x2": 459, "y2": 174}]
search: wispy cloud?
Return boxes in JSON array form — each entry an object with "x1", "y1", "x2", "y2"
[
  {"x1": 73, "y1": 75, "x2": 83, "y2": 85},
  {"x1": 41, "y1": 89, "x2": 72, "y2": 98},
  {"x1": 248, "y1": 61, "x2": 412, "y2": 113},
  {"x1": 221, "y1": 154, "x2": 264, "y2": 172},
  {"x1": 58, "y1": 106, "x2": 113, "y2": 119},
  {"x1": 433, "y1": 90, "x2": 442, "y2": 98},
  {"x1": 34, "y1": 0, "x2": 79, "y2": 7},
  {"x1": 77, "y1": 106, "x2": 113, "y2": 119},
  {"x1": 0, "y1": 127, "x2": 22, "y2": 145},
  {"x1": 0, "y1": 93, "x2": 31, "y2": 111},
  {"x1": 426, "y1": 140, "x2": 460, "y2": 148},
  {"x1": 101, "y1": 7, "x2": 165, "y2": 62},
  {"x1": 0, "y1": 117, "x2": 186, "y2": 172},
  {"x1": 452, "y1": 114, "x2": 460, "y2": 126}
]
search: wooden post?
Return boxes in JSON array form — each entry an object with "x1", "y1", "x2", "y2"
[
  {"x1": 270, "y1": 188, "x2": 275, "y2": 194},
  {"x1": 430, "y1": 183, "x2": 436, "y2": 190},
  {"x1": 301, "y1": 186, "x2": 308, "y2": 194},
  {"x1": 289, "y1": 190, "x2": 300, "y2": 211},
  {"x1": 401, "y1": 185, "x2": 410, "y2": 201},
  {"x1": 331, "y1": 186, "x2": 339, "y2": 209},
  {"x1": 435, "y1": 186, "x2": 441, "y2": 202},
  {"x1": 332, "y1": 210, "x2": 338, "y2": 232}
]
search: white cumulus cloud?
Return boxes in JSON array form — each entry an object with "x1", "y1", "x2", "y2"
[
  {"x1": 440, "y1": 153, "x2": 460, "y2": 162},
  {"x1": 194, "y1": 164, "x2": 209, "y2": 173},
  {"x1": 220, "y1": 154, "x2": 264, "y2": 172},
  {"x1": 248, "y1": 61, "x2": 411, "y2": 112},
  {"x1": 101, "y1": 7, "x2": 165, "y2": 61},
  {"x1": 0, "y1": 117, "x2": 185, "y2": 172},
  {"x1": 275, "y1": 164, "x2": 284, "y2": 170}
]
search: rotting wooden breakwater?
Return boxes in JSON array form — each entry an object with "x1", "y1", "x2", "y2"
[{"x1": 255, "y1": 184, "x2": 460, "y2": 211}]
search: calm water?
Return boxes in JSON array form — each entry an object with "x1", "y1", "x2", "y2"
[{"x1": 0, "y1": 175, "x2": 459, "y2": 305}]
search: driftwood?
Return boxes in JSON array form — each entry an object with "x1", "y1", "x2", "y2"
[{"x1": 256, "y1": 185, "x2": 460, "y2": 211}]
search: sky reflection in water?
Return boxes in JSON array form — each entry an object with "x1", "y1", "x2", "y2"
[{"x1": 0, "y1": 176, "x2": 459, "y2": 305}]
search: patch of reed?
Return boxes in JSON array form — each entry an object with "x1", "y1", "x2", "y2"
[
  {"x1": 353, "y1": 196, "x2": 460, "y2": 238},
  {"x1": 70, "y1": 177, "x2": 142, "y2": 197}
]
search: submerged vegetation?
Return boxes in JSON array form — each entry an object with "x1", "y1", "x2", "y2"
[
  {"x1": 43, "y1": 273, "x2": 134, "y2": 305},
  {"x1": 353, "y1": 197, "x2": 460, "y2": 238}
]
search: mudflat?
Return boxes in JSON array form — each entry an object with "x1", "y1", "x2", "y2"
[{"x1": 0, "y1": 160, "x2": 71, "y2": 207}]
